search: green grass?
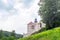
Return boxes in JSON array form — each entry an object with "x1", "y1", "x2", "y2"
[{"x1": 18, "y1": 27, "x2": 60, "y2": 40}]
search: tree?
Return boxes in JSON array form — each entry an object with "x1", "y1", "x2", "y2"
[
  {"x1": 39, "y1": 0, "x2": 60, "y2": 29},
  {"x1": 11, "y1": 30, "x2": 15, "y2": 37},
  {"x1": 1, "y1": 37, "x2": 8, "y2": 40},
  {"x1": 8, "y1": 36, "x2": 15, "y2": 40},
  {"x1": 0, "y1": 30, "x2": 3, "y2": 39}
]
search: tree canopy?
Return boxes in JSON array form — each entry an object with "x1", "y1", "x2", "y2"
[{"x1": 39, "y1": 0, "x2": 60, "y2": 29}]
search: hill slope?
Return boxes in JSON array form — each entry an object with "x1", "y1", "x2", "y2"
[
  {"x1": 19, "y1": 27, "x2": 60, "y2": 40},
  {"x1": 0, "y1": 30, "x2": 23, "y2": 39}
]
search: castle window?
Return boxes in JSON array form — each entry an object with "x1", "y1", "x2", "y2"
[{"x1": 32, "y1": 25, "x2": 34, "y2": 29}]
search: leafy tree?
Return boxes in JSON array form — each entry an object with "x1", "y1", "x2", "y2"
[
  {"x1": 11, "y1": 30, "x2": 16, "y2": 39},
  {"x1": 1, "y1": 37, "x2": 8, "y2": 40},
  {"x1": 39, "y1": 0, "x2": 60, "y2": 29},
  {"x1": 8, "y1": 36, "x2": 15, "y2": 40},
  {"x1": 0, "y1": 30, "x2": 3, "y2": 39},
  {"x1": 11, "y1": 30, "x2": 15, "y2": 37},
  {"x1": 1, "y1": 36, "x2": 15, "y2": 40}
]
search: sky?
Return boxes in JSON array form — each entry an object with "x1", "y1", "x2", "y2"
[{"x1": 0, "y1": 0, "x2": 40, "y2": 34}]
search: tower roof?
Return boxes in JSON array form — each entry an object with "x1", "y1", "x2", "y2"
[
  {"x1": 34, "y1": 18, "x2": 37, "y2": 23},
  {"x1": 27, "y1": 22, "x2": 34, "y2": 25}
]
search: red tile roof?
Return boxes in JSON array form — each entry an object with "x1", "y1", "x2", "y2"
[{"x1": 27, "y1": 22, "x2": 34, "y2": 25}]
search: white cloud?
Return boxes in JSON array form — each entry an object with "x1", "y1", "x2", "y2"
[
  {"x1": 2, "y1": 0, "x2": 8, "y2": 4},
  {"x1": 0, "y1": 0, "x2": 40, "y2": 34}
]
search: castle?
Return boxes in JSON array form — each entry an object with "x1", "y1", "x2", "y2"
[{"x1": 24, "y1": 18, "x2": 45, "y2": 37}]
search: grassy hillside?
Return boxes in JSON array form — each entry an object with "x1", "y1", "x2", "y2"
[{"x1": 19, "y1": 27, "x2": 60, "y2": 40}]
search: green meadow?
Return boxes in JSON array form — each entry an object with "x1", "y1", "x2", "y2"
[{"x1": 19, "y1": 27, "x2": 60, "y2": 40}]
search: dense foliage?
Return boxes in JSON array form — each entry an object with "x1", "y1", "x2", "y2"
[
  {"x1": 19, "y1": 27, "x2": 60, "y2": 40},
  {"x1": 0, "y1": 30, "x2": 23, "y2": 40},
  {"x1": 39, "y1": 0, "x2": 60, "y2": 29}
]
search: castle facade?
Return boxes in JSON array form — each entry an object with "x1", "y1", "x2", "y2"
[{"x1": 24, "y1": 18, "x2": 45, "y2": 37}]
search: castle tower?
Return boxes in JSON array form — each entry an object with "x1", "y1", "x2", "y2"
[
  {"x1": 34, "y1": 18, "x2": 41, "y2": 31},
  {"x1": 27, "y1": 18, "x2": 40, "y2": 35},
  {"x1": 34, "y1": 18, "x2": 37, "y2": 23},
  {"x1": 27, "y1": 22, "x2": 35, "y2": 35}
]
